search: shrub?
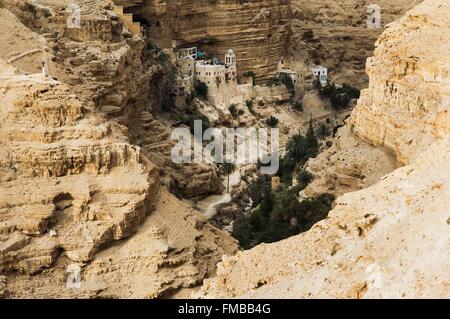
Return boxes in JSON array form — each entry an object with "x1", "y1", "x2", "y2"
[
  {"x1": 232, "y1": 216, "x2": 251, "y2": 249},
  {"x1": 319, "y1": 83, "x2": 360, "y2": 110},
  {"x1": 243, "y1": 70, "x2": 256, "y2": 78},
  {"x1": 147, "y1": 41, "x2": 161, "y2": 54},
  {"x1": 243, "y1": 70, "x2": 256, "y2": 84},
  {"x1": 280, "y1": 75, "x2": 294, "y2": 91},
  {"x1": 297, "y1": 169, "x2": 313, "y2": 187},
  {"x1": 229, "y1": 104, "x2": 238, "y2": 118},
  {"x1": 266, "y1": 116, "x2": 279, "y2": 127},
  {"x1": 155, "y1": 51, "x2": 169, "y2": 63},
  {"x1": 318, "y1": 123, "x2": 329, "y2": 139},
  {"x1": 293, "y1": 101, "x2": 303, "y2": 112},
  {"x1": 246, "y1": 99, "x2": 257, "y2": 116}
]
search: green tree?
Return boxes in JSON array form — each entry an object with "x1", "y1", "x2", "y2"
[
  {"x1": 221, "y1": 162, "x2": 236, "y2": 193},
  {"x1": 293, "y1": 101, "x2": 303, "y2": 112},
  {"x1": 266, "y1": 116, "x2": 279, "y2": 127},
  {"x1": 286, "y1": 134, "x2": 308, "y2": 163},
  {"x1": 280, "y1": 75, "x2": 294, "y2": 92},
  {"x1": 229, "y1": 104, "x2": 238, "y2": 118},
  {"x1": 297, "y1": 169, "x2": 313, "y2": 188},
  {"x1": 318, "y1": 123, "x2": 329, "y2": 139},
  {"x1": 306, "y1": 117, "x2": 319, "y2": 151},
  {"x1": 232, "y1": 216, "x2": 251, "y2": 249}
]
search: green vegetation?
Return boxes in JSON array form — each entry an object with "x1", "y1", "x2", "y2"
[
  {"x1": 319, "y1": 83, "x2": 360, "y2": 110},
  {"x1": 243, "y1": 70, "x2": 256, "y2": 78},
  {"x1": 182, "y1": 109, "x2": 210, "y2": 136},
  {"x1": 195, "y1": 81, "x2": 208, "y2": 99},
  {"x1": 280, "y1": 74, "x2": 294, "y2": 91},
  {"x1": 277, "y1": 119, "x2": 319, "y2": 184},
  {"x1": 155, "y1": 51, "x2": 169, "y2": 63},
  {"x1": 233, "y1": 175, "x2": 334, "y2": 249},
  {"x1": 229, "y1": 104, "x2": 238, "y2": 118},
  {"x1": 318, "y1": 123, "x2": 329, "y2": 139},
  {"x1": 269, "y1": 75, "x2": 294, "y2": 92},
  {"x1": 220, "y1": 162, "x2": 236, "y2": 193},
  {"x1": 232, "y1": 119, "x2": 333, "y2": 249},
  {"x1": 266, "y1": 116, "x2": 279, "y2": 128},
  {"x1": 297, "y1": 168, "x2": 313, "y2": 187},
  {"x1": 147, "y1": 41, "x2": 161, "y2": 53},
  {"x1": 243, "y1": 70, "x2": 256, "y2": 84},
  {"x1": 246, "y1": 99, "x2": 257, "y2": 117},
  {"x1": 293, "y1": 101, "x2": 303, "y2": 112}
]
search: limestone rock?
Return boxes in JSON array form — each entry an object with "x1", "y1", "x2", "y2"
[
  {"x1": 289, "y1": 0, "x2": 423, "y2": 88},
  {"x1": 0, "y1": 2, "x2": 238, "y2": 298}
]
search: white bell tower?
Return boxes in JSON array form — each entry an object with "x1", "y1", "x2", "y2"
[{"x1": 225, "y1": 49, "x2": 236, "y2": 68}]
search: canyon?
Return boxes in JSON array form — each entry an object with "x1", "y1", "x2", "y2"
[
  {"x1": 199, "y1": 0, "x2": 450, "y2": 298},
  {"x1": 0, "y1": 0, "x2": 449, "y2": 299}
]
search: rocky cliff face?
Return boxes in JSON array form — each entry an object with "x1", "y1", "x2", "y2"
[
  {"x1": 199, "y1": 0, "x2": 450, "y2": 298},
  {"x1": 0, "y1": 2, "x2": 237, "y2": 298},
  {"x1": 289, "y1": 0, "x2": 423, "y2": 88},
  {"x1": 115, "y1": 0, "x2": 292, "y2": 83},
  {"x1": 349, "y1": 1, "x2": 450, "y2": 164}
]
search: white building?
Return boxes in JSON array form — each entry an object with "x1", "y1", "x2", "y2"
[
  {"x1": 311, "y1": 65, "x2": 328, "y2": 85},
  {"x1": 175, "y1": 48, "x2": 252, "y2": 106},
  {"x1": 277, "y1": 57, "x2": 299, "y2": 87}
]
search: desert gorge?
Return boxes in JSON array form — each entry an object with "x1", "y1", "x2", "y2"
[{"x1": 0, "y1": 0, "x2": 448, "y2": 301}]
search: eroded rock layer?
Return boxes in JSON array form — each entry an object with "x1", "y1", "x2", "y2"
[
  {"x1": 0, "y1": 1, "x2": 238, "y2": 298},
  {"x1": 115, "y1": 0, "x2": 292, "y2": 83},
  {"x1": 289, "y1": 0, "x2": 423, "y2": 88}
]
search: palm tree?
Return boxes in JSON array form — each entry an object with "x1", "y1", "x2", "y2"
[
  {"x1": 221, "y1": 163, "x2": 236, "y2": 193},
  {"x1": 286, "y1": 134, "x2": 308, "y2": 163}
]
